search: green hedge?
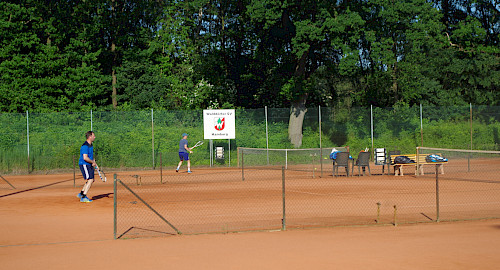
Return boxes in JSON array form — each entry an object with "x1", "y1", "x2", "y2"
[{"x1": 1, "y1": 106, "x2": 499, "y2": 174}]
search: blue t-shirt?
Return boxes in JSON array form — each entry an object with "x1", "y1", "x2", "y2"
[
  {"x1": 79, "y1": 141, "x2": 94, "y2": 165},
  {"x1": 179, "y1": 139, "x2": 188, "y2": 153}
]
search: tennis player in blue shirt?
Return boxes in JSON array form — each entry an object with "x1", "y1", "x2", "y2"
[
  {"x1": 78, "y1": 131, "x2": 97, "y2": 203},
  {"x1": 176, "y1": 133, "x2": 193, "y2": 173}
]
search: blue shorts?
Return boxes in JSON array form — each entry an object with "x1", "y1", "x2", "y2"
[
  {"x1": 179, "y1": 152, "x2": 189, "y2": 161},
  {"x1": 79, "y1": 164, "x2": 95, "y2": 180}
]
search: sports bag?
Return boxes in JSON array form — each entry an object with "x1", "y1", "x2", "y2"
[
  {"x1": 425, "y1": 154, "x2": 448, "y2": 163},
  {"x1": 330, "y1": 150, "x2": 340, "y2": 160},
  {"x1": 394, "y1": 156, "x2": 415, "y2": 164}
]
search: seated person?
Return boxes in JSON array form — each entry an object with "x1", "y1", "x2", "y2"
[{"x1": 329, "y1": 148, "x2": 353, "y2": 162}]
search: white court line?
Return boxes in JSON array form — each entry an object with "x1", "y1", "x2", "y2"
[
  {"x1": 286, "y1": 189, "x2": 328, "y2": 196},
  {"x1": 401, "y1": 201, "x2": 500, "y2": 208},
  {"x1": 208, "y1": 211, "x2": 282, "y2": 218},
  {"x1": 204, "y1": 202, "x2": 500, "y2": 218},
  {"x1": 260, "y1": 187, "x2": 327, "y2": 196},
  {"x1": 284, "y1": 189, "x2": 426, "y2": 197}
]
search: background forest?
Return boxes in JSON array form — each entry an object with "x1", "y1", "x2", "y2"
[
  {"x1": 0, "y1": 1, "x2": 499, "y2": 173},
  {"x1": 1, "y1": 0, "x2": 498, "y2": 113}
]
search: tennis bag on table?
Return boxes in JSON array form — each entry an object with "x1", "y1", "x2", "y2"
[
  {"x1": 393, "y1": 155, "x2": 415, "y2": 164},
  {"x1": 425, "y1": 154, "x2": 448, "y2": 162}
]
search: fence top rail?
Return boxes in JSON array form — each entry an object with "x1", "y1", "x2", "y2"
[
  {"x1": 418, "y1": 147, "x2": 500, "y2": 154},
  {"x1": 239, "y1": 147, "x2": 329, "y2": 152}
]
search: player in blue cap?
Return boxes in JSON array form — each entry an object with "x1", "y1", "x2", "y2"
[
  {"x1": 78, "y1": 131, "x2": 97, "y2": 202},
  {"x1": 176, "y1": 133, "x2": 193, "y2": 173}
]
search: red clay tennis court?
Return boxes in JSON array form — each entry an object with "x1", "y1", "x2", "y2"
[{"x1": 1, "y1": 162, "x2": 500, "y2": 269}]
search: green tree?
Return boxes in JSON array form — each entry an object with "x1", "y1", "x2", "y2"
[
  {"x1": 360, "y1": 0, "x2": 447, "y2": 106},
  {"x1": 0, "y1": 1, "x2": 107, "y2": 112},
  {"x1": 437, "y1": 0, "x2": 500, "y2": 105},
  {"x1": 83, "y1": 0, "x2": 165, "y2": 109},
  {"x1": 244, "y1": 0, "x2": 365, "y2": 147}
]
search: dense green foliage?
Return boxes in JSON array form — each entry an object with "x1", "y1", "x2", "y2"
[
  {"x1": 1, "y1": 105, "x2": 499, "y2": 173},
  {"x1": 1, "y1": 1, "x2": 498, "y2": 112},
  {"x1": 1, "y1": 1, "x2": 498, "y2": 172}
]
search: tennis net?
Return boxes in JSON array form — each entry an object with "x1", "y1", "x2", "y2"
[{"x1": 417, "y1": 147, "x2": 500, "y2": 181}]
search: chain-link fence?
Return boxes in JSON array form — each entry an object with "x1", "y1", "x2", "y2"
[
  {"x1": 114, "y1": 146, "x2": 500, "y2": 238},
  {"x1": 1, "y1": 105, "x2": 499, "y2": 174},
  {"x1": 417, "y1": 147, "x2": 500, "y2": 221}
]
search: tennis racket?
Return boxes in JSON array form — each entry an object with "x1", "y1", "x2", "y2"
[
  {"x1": 191, "y1": 140, "x2": 204, "y2": 150},
  {"x1": 95, "y1": 165, "x2": 107, "y2": 182}
]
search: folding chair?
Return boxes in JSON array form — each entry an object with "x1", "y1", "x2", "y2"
[
  {"x1": 333, "y1": 152, "x2": 351, "y2": 177},
  {"x1": 352, "y1": 151, "x2": 371, "y2": 176}
]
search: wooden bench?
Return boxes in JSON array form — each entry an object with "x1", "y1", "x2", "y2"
[{"x1": 389, "y1": 153, "x2": 447, "y2": 176}]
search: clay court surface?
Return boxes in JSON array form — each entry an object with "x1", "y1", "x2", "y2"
[{"x1": 1, "y1": 168, "x2": 500, "y2": 269}]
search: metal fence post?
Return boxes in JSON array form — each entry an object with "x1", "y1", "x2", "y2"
[
  {"x1": 27, "y1": 110, "x2": 30, "y2": 174},
  {"x1": 113, "y1": 174, "x2": 117, "y2": 239},
  {"x1": 319, "y1": 106, "x2": 323, "y2": 177},
  {"x1": 470, "y1": 103, "x2": 473, "y2": 151},
  {"x1": 265, "y1": 106, "x2": 269, "y2": 165},
  {"x1": 420, "y1": 104, "x2": 423, "y2": 147},
  {"x1": 73, "y1": 155, "x2": 76, "y2": 188},
  {"x1": 282, "y1": 166, "x2": 286, "y2": 231},
  {"x1": 370, "y1": 105, "x2": 374, "y2": 161},
  {"x1": 152, "y1": 108, "x2": 155, "y2": 170}
]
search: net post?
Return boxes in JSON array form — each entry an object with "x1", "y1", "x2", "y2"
[
  {"x1": 416, "y1": 147, "x2": 420, "y2": 176},
  {"x1": 237, "y1": 147, "x2": 240, "y2": 168},
  {"x1": 311, "y1": 153, "x2": 315, "y2": 178},
  {"x1": 113, "y1": 174, "x2": 117, "y2": 240},
  {"x1": 282, "y1": 166, "x2": 286, "y2": 231},
  {"x1": 467, "y1": 145, "x2": 471, "y2": 172},
  {"x1": 435, "y1": 165, "x2": 440, "y2": 223},
  {"x1": 285, "y1": 149, "x2": 288, "y2": 170},
  {"x1": 160, "y1": 152, "x2": 163, "y2": 184},
  {"x1": 241, "y1": 148, "x2": 245, "y2": 181}
]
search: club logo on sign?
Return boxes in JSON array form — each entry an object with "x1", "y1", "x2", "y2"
[
  {"x1": 214, "y1": 117, "x2": 225, "y2": 131},
  {"x1": 204, "y1": 110, "x2": 234, "y2": 139}
]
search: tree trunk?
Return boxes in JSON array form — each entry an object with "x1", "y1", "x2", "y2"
[
  {"x1": 112, "y1": 42, "x2": 117, "y2": 108},
  {"x1": 112, "y1": 68, "x2": 117, "y2": 108},
  {"x1": 288, "y1": 48, "x2": 309, "y2": 148},
  {"x1": 288, "y1": 94, "x2": 307, "y2": 148},
  {"x1": 391, "y1": 61, "x2": 398, "y2": 100},
  {"x1": 111, "y1": 0, "x2": 117, "y2": 109}
]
